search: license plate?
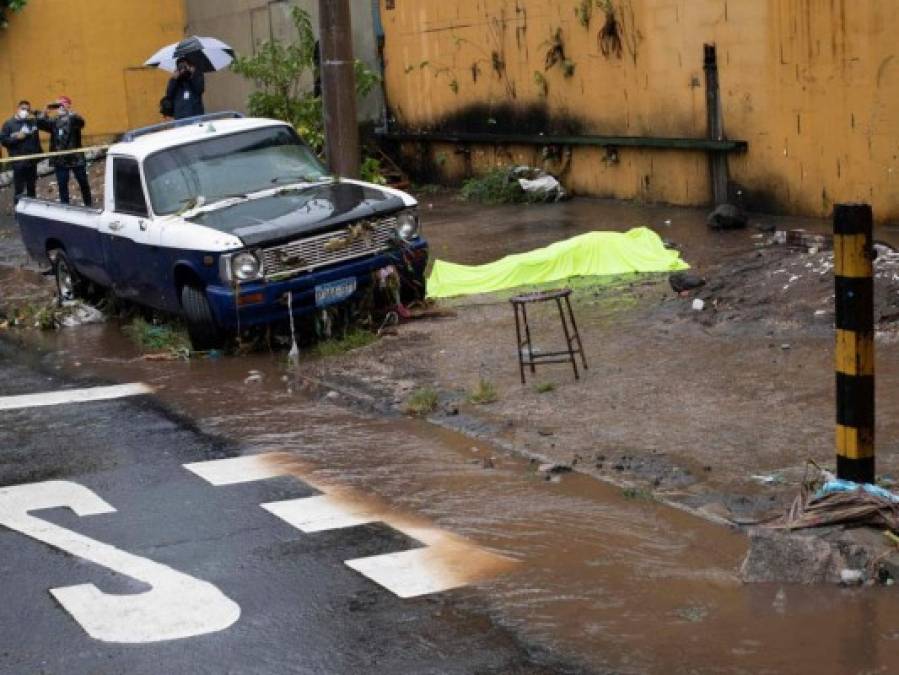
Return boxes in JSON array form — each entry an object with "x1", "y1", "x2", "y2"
[{"x1": 315, "y1": 277, "x2": 357, "y2": 308}]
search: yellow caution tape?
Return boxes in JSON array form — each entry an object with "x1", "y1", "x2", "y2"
[{"x1": 0, "y1": 144, "x2": 110, "y2": 165}]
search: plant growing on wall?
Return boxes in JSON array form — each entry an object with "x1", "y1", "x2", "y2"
[
  {"x1": 597, "y1": 0, "x2": 624, "y2": 59},
  {"x1": 0, "y1": 0, "x2": 28, "y2": 29},
  {"x1": 231, "y1": 6, "x2": 378, "y2": 155},
  {"x1": 574, "y1": 0, "x2": 593, "y2": 28}
]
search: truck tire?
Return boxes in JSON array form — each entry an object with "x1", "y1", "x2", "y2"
[
  {"x1": 180, "y1": 284, "x2": 223, "y2": 350},
  {"x1": 52, "y1": 249, "x2": 85, "y2": 305}
]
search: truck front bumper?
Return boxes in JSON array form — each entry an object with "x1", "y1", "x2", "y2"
[{"x1": 206, "y1": 240, "x2": 428, "y2": 330}]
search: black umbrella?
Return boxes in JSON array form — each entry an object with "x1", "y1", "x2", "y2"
[{"x1": 145, "y1": 36, "x2": 235, "y2": 73}]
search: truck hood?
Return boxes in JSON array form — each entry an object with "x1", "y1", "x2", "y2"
[{"x1": 186, "y1": 181, "x2": 406, "y2": 246}]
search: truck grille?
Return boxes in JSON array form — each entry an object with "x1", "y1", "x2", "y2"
[{"x1": 260, "y1": 217, "x2": 398, "y2": 279}]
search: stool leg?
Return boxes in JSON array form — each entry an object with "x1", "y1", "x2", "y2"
[
  {"x1": 565, "y1": 296, "x2": 588, "y2": 370},
  {"x1": 521, "y1": 303, "x2": 536, "y2": 375},
  {"x1": 556, "y1": 298, "x2": 579, "y2": 380},
  {"x1": 513, "y1": 304, "x2": 526, "y2": 384}
]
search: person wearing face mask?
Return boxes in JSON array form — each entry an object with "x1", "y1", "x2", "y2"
[
  {"x1": 165, "y1": 57, "x2": 205, "y2": 120},
  {"x1": 0, "y1": 100, "x2": 43, "y2": 203},
  {"x1": 36, "y1": 96, "x2": 92, "y2": 207}
]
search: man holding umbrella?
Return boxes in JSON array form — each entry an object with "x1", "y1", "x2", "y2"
[
  {"x1": 148, "y1": 36, "x2": 235, "y2": 120},
  {"x1": 165, "y1": 57, "x2": 205, "y2": 119}
]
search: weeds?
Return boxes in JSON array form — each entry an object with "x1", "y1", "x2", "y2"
[
  {"x1": 535, "y1": 382, "x2": 556, "y2": 394},
  {"x1": 405, "y1": 387, "x2": 439, "y2": 416},
  {"x1": 360, "y1": 157, "x2": 386, "y2": 185},
  {"x1": 123, "y1": 317, "x2": 191, "y2": 358},
  {"x1": 12, "y1": 302, "x2": 60, "y2": 330},
  {"x1": 575, "y1": 0, "x2": 593, "y2": 27},
  {"x1": 461, "y1": 169, "x2": 542, "y2": 205},
  {"x1": 622, "y1": 487, "x2": 654, "y2": 501},
  {"x1": 312, "y1": 329, "x2": 377, "y2": 358},
  {"x1": 468, "y1": 378, "x2": 499, "y2": 405}
]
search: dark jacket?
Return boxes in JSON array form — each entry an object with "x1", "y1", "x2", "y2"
[
  {"x1": 36, "y1": 112, "x2": 86, "y2": 168},
  {"x1": 0, "y1": 115, "x2": 43, "y2": 168},
  {"x1": 166, "y1": 71, "x2": 205, "y2": 120}
]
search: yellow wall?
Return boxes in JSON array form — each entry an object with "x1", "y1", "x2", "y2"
[
  {"x1": 381, "y1": 0, "x2": 899, "y2": 221},
  {"x1": 0, "y1": 0, "x2": 186, "y2": 145}
]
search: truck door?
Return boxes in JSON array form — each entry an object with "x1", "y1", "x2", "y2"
[{"x1": 99, "y1": 157, "x2": 162, "y2": 306}]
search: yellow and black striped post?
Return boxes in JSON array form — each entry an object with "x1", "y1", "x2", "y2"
[{"x1": 834, "y1": 203, "x2": 875, "y2": 484}]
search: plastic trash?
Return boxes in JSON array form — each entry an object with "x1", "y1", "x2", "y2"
[{"x1": 816, "y1": 479, "x2": 899, "y2": 503}]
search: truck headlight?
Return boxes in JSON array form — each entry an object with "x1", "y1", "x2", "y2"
[
  {"x1": 232, "y1": 251, "x2": 262, "y2": 281},
  {"x1": 396, "y1": 211, "x2": 420, "y2": 241}
]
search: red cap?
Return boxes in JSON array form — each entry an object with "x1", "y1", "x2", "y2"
[{"x1": 57, "y1": 95, "x2": 72, "y2": 107}]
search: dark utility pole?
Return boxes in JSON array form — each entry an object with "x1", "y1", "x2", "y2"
[
  {"x1": 833, "y1": 203, "x2": 876, "y2": 484},
  {"x1": 703, "y1": 44, "x2": 729, "y2": 206},
  {"x1": 319, "y1": 0, "x2": 360, "y2": 178}
]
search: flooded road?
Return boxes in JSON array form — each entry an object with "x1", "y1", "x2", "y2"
[
  {"x1": 5, "y1": 321, "x2": 895, "y2": 674},
  {"x1": 2, "y1": 195, "x2": 899, "y2": 672}
]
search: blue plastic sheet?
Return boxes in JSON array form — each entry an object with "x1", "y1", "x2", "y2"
[{"x1": 816, "y1": 479, "x2": 899, "y2": 503}]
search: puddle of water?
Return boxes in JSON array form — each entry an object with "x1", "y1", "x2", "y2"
[{"x1": 17, "y1": 326, "x2": 899, "y2": 674}]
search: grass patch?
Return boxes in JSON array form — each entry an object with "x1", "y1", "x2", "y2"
[
  {"x1": 1, "y1": 300, "x2": 61, "y2": 330},
  {"x1": 405, "y1": 387, "x2": 439, "y2": 416},
  {"x1": 621, "y1": 487, "x2": 655, "y2": 501},
  {"x1": 534, "y1": 382, "x2": 556, "y2": 394},
  {"x1": 468, "y1": 378, "x2": 499, "y2": 405},
  {"x1": 123, "y1": 317, "x2": 191, "y2": 357},
  {"x1": 312, "y1": 329, "x2": 377, "y2": 358},
  {"x1": 460, "y1": 168, "x2": 541, "y2": 205}
]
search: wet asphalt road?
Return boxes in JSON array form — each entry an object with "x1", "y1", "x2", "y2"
[{"x1": 0, "y1": 339, "x2": 576, "y2": 675}]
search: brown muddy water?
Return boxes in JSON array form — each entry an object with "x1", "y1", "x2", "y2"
[
  {"x1": 10, "y1": 323, "x2": 899, "y2": 675},
  {"x1": 3, "y1": 195, "x2": 899, "y2": 672}
]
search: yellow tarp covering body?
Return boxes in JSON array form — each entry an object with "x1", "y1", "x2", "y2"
[{"x1": 426, "y1": 227, "x2": 689, "y2": 298}]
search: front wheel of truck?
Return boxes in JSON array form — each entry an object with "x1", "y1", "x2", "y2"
[
  {"x1": 52, "y1": 249, "x2": 85, "y2": 305},
  {"x1": 181, "y1": 284, "x2": 224, "y2": 351}
]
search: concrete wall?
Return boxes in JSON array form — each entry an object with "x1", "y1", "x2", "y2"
[
  {"x1": 0, "y1": 0, "x2": 186, "y2": 145},
  {"x1": 184, "y1": 0, "x2": 384, "y2": 123},
  {"x1": 380, "y1": 0, "x2": 899, "y2": 221}
]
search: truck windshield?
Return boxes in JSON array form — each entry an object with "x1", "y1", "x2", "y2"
[{"x1": 143, "y1": 125, "x2": 327, "y2": 215}]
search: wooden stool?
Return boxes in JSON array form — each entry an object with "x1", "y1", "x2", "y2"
[{"x1": 510, "y1": 288, "x2": 587, "y2": 384}]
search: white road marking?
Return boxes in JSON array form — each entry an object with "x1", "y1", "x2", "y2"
[
  {"x1": 262, "y1": 495, "x2": 378, "y2": 533},
  {"x1": 345, "y1": 548, "x2": 467, "y2": 599},
  {"x1": 185, "y1": 453, "x2": 515, "y2": 599},
  {"x1": 0, "y1": 383, "x2": 153, "y2": 411},
  {"x1": 183, "y1": 454, "x2": 292, "y2": 486},
  {"x1": 0, "y1": 480, "x2": 240, "y2": 643}
]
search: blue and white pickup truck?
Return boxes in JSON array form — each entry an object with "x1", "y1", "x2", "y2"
[{"x1": 15, "y1": 113, "x2": 428, "y2": 348}]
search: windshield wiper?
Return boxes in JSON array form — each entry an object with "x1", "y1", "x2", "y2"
[
  {"x1": 271, "y1": 174, "x2": 330, "y2": 185},
  {"x1": 205, "y1": 192, "x2": 248, "y2": 203}
]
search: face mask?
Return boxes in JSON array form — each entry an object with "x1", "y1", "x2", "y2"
[{"x1": 16, "y1": 109, "x2": 29, "y2": 119}]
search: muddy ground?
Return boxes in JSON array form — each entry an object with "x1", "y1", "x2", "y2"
[
  {"x1": 2, "y1": 183, "x2": 899, "y2": 526},
  {"x1": 309, "y1": 195, "x2": 899, "y2": 525}
]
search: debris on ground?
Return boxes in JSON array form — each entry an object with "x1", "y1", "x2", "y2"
[
  {"x1": 741, "y1": 464, "x2": 899, "y2": 584},
  {"x1": 668, "y1": 271, "x2": 706, "y2": 293},
  {"x1": 511, "y1": 166, "x2": 567, "y2": 202},
  {"x1": 459, "y1": 166, "x2": 566, "y2": 204},
  {"x1": 59, "y1": 301, "x2": 105, "y2": 327},
  {"x1": 681, "y1": 239, "x2": 899, "y2": 330},
  {"x1": 707, "y1": 203, "x2": 747, "y2": 230}
]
